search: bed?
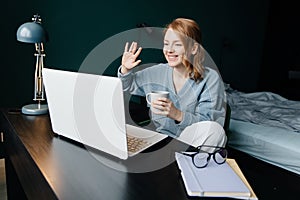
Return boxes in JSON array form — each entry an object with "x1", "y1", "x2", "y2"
[{"x1": 225, "y1": 85, "x2": 300, "y2": 175}]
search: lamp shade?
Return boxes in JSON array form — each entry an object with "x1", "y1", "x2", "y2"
[{"x1": 16, "y1": 22, "x2": 47, "y2": 43}]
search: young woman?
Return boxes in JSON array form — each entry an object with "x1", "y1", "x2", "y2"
[{"x1": 118, "y1": 18, "x2": 227, "y2": 148}]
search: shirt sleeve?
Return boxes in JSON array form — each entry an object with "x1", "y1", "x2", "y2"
[{"x1": 117, "y1": 65, "x2": 145, "y2": 96}]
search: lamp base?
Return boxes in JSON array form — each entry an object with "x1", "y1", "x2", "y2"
[{"x1": 21, "y1": 103, "x2": 48, "y2": 115}]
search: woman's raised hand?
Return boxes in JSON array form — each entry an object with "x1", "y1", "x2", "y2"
[{"x1": 121, "y1": 42, "x2": 142, "y2": 74}]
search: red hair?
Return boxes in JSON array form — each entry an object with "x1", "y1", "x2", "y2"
[{"x1": 165, "y1": 18, "x2": 205, "y2": 82}]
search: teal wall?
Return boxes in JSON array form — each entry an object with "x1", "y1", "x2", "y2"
[{"x1": 1, "y1": 0, "x2": 269, "y2": 107}]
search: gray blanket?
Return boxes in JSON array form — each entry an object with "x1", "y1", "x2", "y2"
[{"x1": 226, "y1": 87, "x2": 300, "y2": 133}]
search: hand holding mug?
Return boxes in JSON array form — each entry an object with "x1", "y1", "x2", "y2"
[
  {"x1": 146, "y1": 91, "x2": 183, "y2": 122},
  {"x1": 146, "y1": 91, "x2": 170, "y2": 113}
]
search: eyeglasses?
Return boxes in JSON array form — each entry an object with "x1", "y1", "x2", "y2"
[{"x1": 180, "y1": 145, "x2": 227, "y2": 168}]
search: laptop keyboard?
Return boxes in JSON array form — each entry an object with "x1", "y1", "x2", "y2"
[{"x1": 126, "y1": 135, "x2": 151, "y2": 154}]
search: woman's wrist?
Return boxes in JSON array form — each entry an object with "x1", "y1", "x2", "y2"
[
  {"x1": 174, "y1": 110, "x2": 183, "y2": 123},
  {"x1": 120, "y1": 65, "x2": 129, "y2": 74}
]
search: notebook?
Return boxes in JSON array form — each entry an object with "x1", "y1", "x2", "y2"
[
  {"x1": 175, "y1": 152, "x2": 256, "y2": 199},
  {"x1": 42, "y1": 67, "x2": 167, "y2": 160}
]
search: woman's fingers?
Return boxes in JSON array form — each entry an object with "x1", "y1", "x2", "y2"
[
  {"x1": 122, "y1": 42, "x2": 142, "y2": 70},
  {"x1": 124, "y1": 41, "x2": 142, "y2": 55},
  {"x1": 129, "y1": 42, "x2": 136, "y2": 53},
  {"x1": 132, "y1": 59, "x2": 142, "y2": 68},
  {"x1": 133, "y1": 47, "x2": 142, "y2": 61},
  {"x1": 152, "y1": 99, "x2": 169, "y2": 110},
  {"x1": 124, "y1": 42, "x2": 129, "y2": 52}
]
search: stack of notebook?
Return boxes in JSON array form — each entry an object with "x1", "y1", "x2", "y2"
[{"x1": 175, "y1": 152, "x2": 258, "y2": 199}]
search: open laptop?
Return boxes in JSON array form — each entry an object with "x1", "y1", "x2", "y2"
[{"x1": 42, "y1": 67, "x2": 167, "y2": 160}]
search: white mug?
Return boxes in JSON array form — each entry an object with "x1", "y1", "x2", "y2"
[{"x1": 146, "y1": 91, "x2": 169, "y2": 112}]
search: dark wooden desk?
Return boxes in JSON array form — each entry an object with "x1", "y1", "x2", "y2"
[
  {"x1": 3, "y1": 108, "x2": 300, "y2": 200},
  {"x1": 0, "y1": 108, "x2": 198, "y2": 200}
]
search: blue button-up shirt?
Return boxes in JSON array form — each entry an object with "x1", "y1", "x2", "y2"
[{"x1": 118, "y1": 63, "x2": 226, "y2": 137}]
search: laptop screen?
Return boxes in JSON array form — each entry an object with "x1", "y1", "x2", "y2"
[{"x1": 43, "y1": 67, "x2": 128, "y2": 159}]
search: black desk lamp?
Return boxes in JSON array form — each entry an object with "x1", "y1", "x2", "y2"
[{"x1": 16, "y1": 14, "x2": 48, "y2": 115}]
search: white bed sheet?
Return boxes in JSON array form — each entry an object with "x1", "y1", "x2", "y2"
[
  {"x1": 225, "y1": 86, "x2": 300, "y2": 175},
  {"x1": 226, "y1": 87, "x2": 300, "y2": 133},
  {"x1": 228, "y1": 119, "x2": 300, "y2": 175}
]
